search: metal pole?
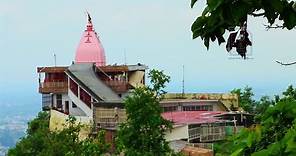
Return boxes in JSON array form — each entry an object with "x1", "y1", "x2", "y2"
[
  {"x1": 54, "y1": 53, "x2": 57, "y2": 67},
  {"x1": 182, "y1": 65, "x2": 185, "y2": 97}
]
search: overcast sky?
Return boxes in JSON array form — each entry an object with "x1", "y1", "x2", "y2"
[{"x1": 1, "y1": 0, "x2": 296, "y2": 105}]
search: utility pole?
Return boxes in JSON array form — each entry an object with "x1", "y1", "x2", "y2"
[
  {"x1": 53, "y1": 53, "x2": 57, "y2": 67},
  {"x1": 182, "y1": 65, "x2": 185, "y2": 97}
]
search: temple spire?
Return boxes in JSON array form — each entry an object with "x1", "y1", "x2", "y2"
[
  {"x1": 75, "y1": 13, "x2": 106, "y2": 66},
  {"x1": 86, "y1": 11, "x2": 93, "y2": 31}
]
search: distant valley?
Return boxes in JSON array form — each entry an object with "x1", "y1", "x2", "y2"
[{"x1": 0, "y1": 93, "x2": 40, "y2": 155}]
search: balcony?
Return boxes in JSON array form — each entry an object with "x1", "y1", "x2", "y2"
[
  {"x1": 96, "y1": 118, "x2": 125, "y2": 130},
  {"x1": 103, "y1": 80, "x2": 129, "y2": 93},
  {"x1": 39, "y1": 81, "x2": 68, "y2": 93},
  {"x1": 94, "y1": 108, "x2": 126, "y2": 130}
]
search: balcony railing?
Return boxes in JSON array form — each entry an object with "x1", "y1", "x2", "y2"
[
  {"x1": 188, "y1": 126, "x2": 226, "y2": 142},
  {"x1": 103, "y1": 80, "x2": 129, "y2": 93},
  {"x1": 39, "y1": 81, "x2": 68, "y2": 93},
  {"x1": 96, "y1": 119, "x2": 125, "y2": 129}
]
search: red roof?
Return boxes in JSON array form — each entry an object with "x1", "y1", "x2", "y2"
[{"x1": 162, "y1": 111, "x2": 225, "y2": 125}]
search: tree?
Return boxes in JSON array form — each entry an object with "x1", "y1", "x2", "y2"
[
  {"x1": 8, "y1": 112, "x2": 51, "y2": 156},
  {"x1": 8, "y1": 112, "x2": 110, "y2": 156},
  {"x1": 231, "y1": 86, "x2": 256, "y2": 113},
  {"x1": 254, "y1": 96, "x2": 274, "y2": 115},
  {"x1": 283, "y1": 85, "x2": 296, "y2": 99},
  {"x1": 81, "y1": 130, "x2": 110, "y2": 156},
  {"x1": 231, "y1": 86, "x2": 275, "y2": 115},
  {"x1": 190, "y1": 0, "x2": 296, "y2": 50},
  {"x1": 116, "y1": 69, "x2": 177, "y2": 156},
  {"x1": 215, "y1": 85, "x2": 296, "y2": 155}
]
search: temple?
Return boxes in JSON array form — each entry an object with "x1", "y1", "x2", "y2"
[
  {"x1": 37, "y1": 14, "x2": 251, "y2": 151},
  {"x1": 38, "y1": 13, "x2": 147, "y2": 116}
]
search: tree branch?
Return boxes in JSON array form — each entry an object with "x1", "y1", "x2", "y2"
[
  {"x1": 276, "y1": 60, "x2": 296, "y2": 66},
  {"x1": 264, "y1": 24, "x2": 284, "y2": 30},
  {"x1": 250, "y1": 12, "x2": 265, "y2": 17}
]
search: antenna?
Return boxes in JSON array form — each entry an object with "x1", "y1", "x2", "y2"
[
  {"x1": 182, "y1": 65, "x2": 185, "y2": 97},
  {"x1": 53, "y1": 53, "x2": 57, "y2": 67}
]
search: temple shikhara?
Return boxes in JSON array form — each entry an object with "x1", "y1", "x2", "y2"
[{"x1": 37, "y1": 14, "x2": 252, "y2": 152}]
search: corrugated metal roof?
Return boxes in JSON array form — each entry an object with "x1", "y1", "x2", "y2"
[
  {"x1": 162, "y1": 111, "x2": 227, "y2": 125},
  {"x1": 66, "y1": 63, "x2": 121, "y2": 101},
  {"x1": 96, "y1": 64, "x2": 148, "y2": 73}
]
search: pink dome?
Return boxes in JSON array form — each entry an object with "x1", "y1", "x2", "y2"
[{"x1": 75, "y1": 16, "x2": 106, "y2": 66}]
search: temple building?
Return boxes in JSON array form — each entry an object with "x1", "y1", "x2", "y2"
[
  {"x1": 37, "y1": 14, "x2": 250, "y2": 148},
  {"x1": 37, "y1": 15, "x2": 147, "y2": 140},
  {"x1": 37, "y1": 14, "x2": 146, "y2": 117}
]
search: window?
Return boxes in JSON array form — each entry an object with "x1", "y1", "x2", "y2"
[
  {"x1": 79, "y1": 87, "x2": 91, "y2": 108},
  {"x1": 65, "y1": 101, "x2": 69, "y2": 114},
  {"x1": 56, "y1": 94, "x2": 63, "y2": 109},
  {"x1": 163, "y1": 106, "x2": 178, "y2": 112},
  {"x1": 42, "y1": 94, "x2": 52, "y2": 109},
  {"x1": 183, "y1": 105, "x2": 213, "y2": 111},
  {"x1": 72, "y1": 102, "x2": 77, "y2": 108},
  {"x1": 70, "y1": 78, "x2": 78, "y2": 96}
]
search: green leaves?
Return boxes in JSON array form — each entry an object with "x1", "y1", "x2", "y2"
[
  {"x1": 270, "y1": 0, "x2": 284, "y2": 13},
  {"x1": 117, "y1": 70, "x2": 174, "y2": 155},
  {"x1": 82, "y1": 130, "x2": 110, "y2": 156},
  {"x1": 191, "y1": 0, "x2": 237, "y2": 49},
  {"x1": 281, "y1": 5, "x2": 296, "y2": 30},
  {"x1": 231, "y1": 86, "x2": 256, "y2": 113},
  {"x1": 216, "y1": 85, "x2": 296, "y2": 156},
  {"x1": 192, "y1": 16, "x2": 206, "y2": 39},
  {"x1": 191, "y1": 0, "x2": 198, "y2": 8},
  {"x1": 251, "y1": 149, "x2": 269, "y2": 156},
  {"x1": 207, "y1": 0, "x2": 223, "y2": 12},
  {"x1": 8, "y1": 112, "x2": 110, "y2": 156},
  {"x1": 247, "y1": 132, "x2": 255, "y2": 147},
  {"x1": 204, "y1": 37, "x2": 210, "y2": 49},
  {"x1": 231, "y1": 148, "x2": 243, "y2": 156},
  {"x1": 148, "y1": 69, "x2": 170, "y2": 98},
  {"x1": 190, "y1": 0, "x2": 296, "y2": 50}
]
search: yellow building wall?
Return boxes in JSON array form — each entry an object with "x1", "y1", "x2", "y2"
[
  {"x1": 128, "y1": 71, "x2": 145, "y2": 88},
  {"x1": 49, "y1": 110, "x2": 93, "y2": 139},
  {"x1": 165, "y1": 125, "x2": 188, "y2": 141}
]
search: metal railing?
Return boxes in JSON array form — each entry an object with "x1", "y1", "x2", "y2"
[
  {"x1": 188, "y1": 126, "x2": 226, "y2": 142},
  {"x1": 188, "y1": 143, "x2": 214, "y2": 150},
  {"x1": 103, "y1": 80, "x2": 129, "y2": 93},
  {"x1": 189, "y1": 127, "x2": 201, "y2": 140},
  {"x1": 200, "y1": 126, "x2": 226, "y2": 142},
  {"x1": 96, "y1": 118, "x2": 122, "y2": 129}
]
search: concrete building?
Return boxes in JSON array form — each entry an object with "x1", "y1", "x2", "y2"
[
  {"x1": 37, "y1": 14, "x2": 146, "y2": 139},
  {"x1": 161, "y1": 93, "x2": 239, "y2": 112},
  {"x1": 37, "y1": 14, "x2": 248, "y2": 146}
]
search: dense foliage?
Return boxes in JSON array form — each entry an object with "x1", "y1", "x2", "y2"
[
  {"x1": 116, "y1": 69, "x2": 178, "y2": 156},
  {"x1": 231, "y1": 86, "x2": 256, "y2": 113},
  {"x1": 8, "y1": 112, "x2": 110, "y2": 156},
  {"x1": 215, "y1": 85, "x2": 296, "y2": 156},
  {"x1": 230, "y1": 86, "x2": 275, "y2": 115},
  {"x1": 190, "y1": 0, "x2": 296, "y2": 49}
]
